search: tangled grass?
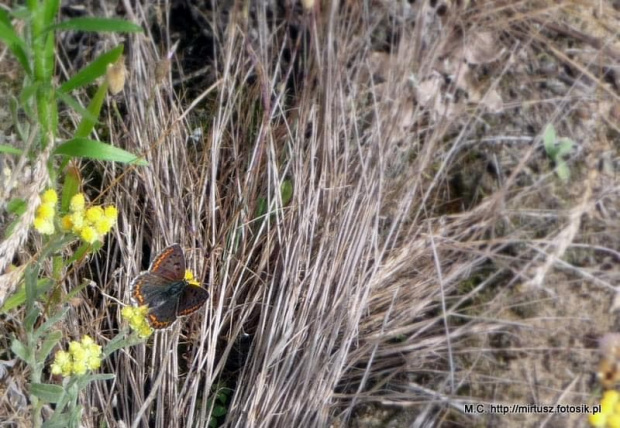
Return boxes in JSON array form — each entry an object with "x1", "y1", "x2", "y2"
[{"x1": 2, "y1": 1, "x2": 619, "y2": 427}]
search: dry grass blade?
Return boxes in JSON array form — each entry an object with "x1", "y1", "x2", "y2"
[{"x1": 3, "y1": 0, "x2": 616, "y2": 427}]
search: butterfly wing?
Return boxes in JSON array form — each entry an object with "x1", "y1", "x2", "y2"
[
  {"x1": 130, "y1": 271, "x2": 171, "y2": 307},
  {"x1": 131, "y1": 272, "x2": 185, "y2": 329},
  {"x1": 177, "y1": 285, "x2": 209, "y2": 317},
  {"x1": 147, "y1": 301, "x2": 178, "y2": 329},
  {"x1": 149, "y1": 244, "x2": 185, "y2": 282},
  {"x1": 130, "y1": 244, "x2": 201, "y2": 329}
]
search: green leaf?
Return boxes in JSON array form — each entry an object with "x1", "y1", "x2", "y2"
[
  {"x1": 0, "y1": 278, "x2": 53, "y2": 313},
  {"x1": 61, "y1": 166, "x2": 81, "y2": 213},
  {"x1": 543, "y1": 123, "x2": 557, "y2": 158},
  {"x1": 54, "y1": 138, "x2": 147, "y2": 165},
  {"x1": 556, "y1": 162, "x2": 570, "y2": 182},
  {"x1": 212, "y1": 405, "x2": 227, "y2": 417},
  {"x1": 24, "y1": 305, "x2": 40, "y2": 333},
  {"x1": 556, "y1": 138, "x2": 574, "y2": 158},
  {"x1": 10, "y1": 338, "x2": 30, "y2": 362},
  {"x1": 4, "y1": 219, "x2": 20, "y2": 239},
  {"x1": 60, "y1": 45, "x2": 124, "y2": 93},
  {"x1": 65, "y1": 279, "x2": 92, "y2": 303},
  {"x1": 74, "y1": 81, "x2": 107, "y2": 138},
  {"x1": 38, "y1": 330, "x2": 62, "y2": 362},
  {"x1": 7, "y1": 198, "x2": 27, "y2": 215},
  {"x1": 48, "y1": 380, "x2": 78, "y2": 423},
  {"x1": 43, "y1": 0, "x2": 60, "y2": 27},
  {"x1": 25, "y1": 264, "x2": 40, "y2": 312},
  {"x1": 31, "y1": 383, "x2": 64, "y2": 403},
  {"x1": 20, "y1": 82, "x2": 40, "y2": 106},
  {"x1": 0, "y1": 144, "x2": 23, "y2": 155},
  {"x1": 52, "y1": 17, "x2": 143, "y2": 33},
  {"x1": 76, "y1": 373, "x2": 115, "y2": 389},
  {"x1": 39, "y1": 237, "x2": 74, "y2": 261},
  {"x1": 33, "y1": 307, "x2": 69, "y2": 340},
  {"x1": 0, "y1": 8, "x2": 11, "y2": 25},
  {"x1": 280, "y1": 180, "x2": 293, "y2": 206},
  {"x1": 256, "y1": 197, "x2": 267, "y2": 219},
  {"x1": 10, "y1": 96, "x2": 31, "y2": 142},
  {"x1": 42, "y1": 414, "x2": 71, "y2": 428},
  {"x1": 65, "y1": 242, "x2": 92, "y2": 266},
  {"x1": 0, "y1": 15, "x2": 32, "y2": 76},
  {"x1": 103, "y1": 334, "x2": 132, "y2": 357},
  {"x1": 56, "y1": 91, "x2": 98, "y2": 124}
]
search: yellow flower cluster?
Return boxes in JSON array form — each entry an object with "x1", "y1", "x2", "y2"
[
  {"x1": 121, "y1": 305, "x2": 153, "y2": 339},
  {"x1": 50, "y1": 335, "x2": 103, "y2": 377},
  {"x1": 33, "y1": 189, "x2": 58, "y2": 235},
  {"x1": 61, "y1": 194, "x2": 118, "y2": 244},
  {"x1": 185, "y1": 269, "x2": 199, "y2": 286},
  {"x1": 590, "y1": 390, "x2": 620, "y2": 428}
]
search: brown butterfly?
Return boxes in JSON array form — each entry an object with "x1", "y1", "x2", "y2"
[{"x1": 130, "y1": 244, "x2": 209, "y2": 329}]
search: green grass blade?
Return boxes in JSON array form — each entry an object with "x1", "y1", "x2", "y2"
[
  {"x1": 74, "y1": 81, "x2": 107, "y2": 138},
  {"x1": 0, "y1": 11, "x2": 32, "y2": 76},
  {"x1": 8, "y1": 198, "x2": 27, "y2": 215},
  {"x1": 56, "y1": 91, "x2": 98, "y2": 124},
  {"x1": 543, "y1": 124, "x2": 558, "y2": 158},
  {"x1": 54, "y1": 138, "x2": 148, "y2": 165},
  {"x1": 43, "y1": 0, "x2": 60, "y2": 27},
  {"x1": 60, "y1": 45, "x2": 124, "y2": 93},
  {"x1": 0, "y1": 145, "x2": 23, "y2": 155},
  {"x1": 0, "y1": 278, "x2": 53, "y2": 313},
  {"x1": 52, "y1": 17, "x2": 143, "y2": 33}
]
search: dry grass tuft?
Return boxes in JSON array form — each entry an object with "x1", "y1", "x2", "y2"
[{"x1": 2, "y1": 0, "x2": 619, "y2": 427}]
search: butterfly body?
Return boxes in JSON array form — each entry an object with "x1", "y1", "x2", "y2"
[{"x1": 130, "y1": 244, "x2": 209, "y2": 329}]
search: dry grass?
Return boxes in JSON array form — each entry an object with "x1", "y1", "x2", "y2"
[{"x1": 1, "y1": 0, "x2": 619, "y2": 427}]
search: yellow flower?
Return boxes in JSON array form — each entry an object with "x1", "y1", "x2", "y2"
[
  {"x1": 608, "y1": 414, "x2": 620, "y2": 428},
  {"x1": 104, "y1": 206, "x2": 118, "y2": 223},
  {"x1": 94, "y1": 217, "x2": 113, "y2": 235},
  {"x1": 185, "y1": 270, "x2": 200, "y2": 286},
  {"x1": 85, "y1": 206, "x2": 104, "y2": 223},
  {"x1": 50, "y1": 350, "x2": 72, "y2": 376},
  {"x1": 36, "y1": 204, "x2": 55, "y2": 220},
  {"x1": 70, "y1": 344, "x2": 88, "y2": 375},
  {"x1": 589, "y1": 412, "x2": 605, "y2": 427},
  {"x1": 50, "y1": 337, "x2": 103, "y2": 377},
  {"x1": 80, "y1": 226, "x2": 99, "y2": 244},
  {"x1": 81, "y1": 335, "x2": 94, "y2": 346},
  {"x1": 121, "y1": 305, "x2": 153, "y2": 339},
  {"x1": 61, "y1": 214, "x2": 73, "y2": 231},
  {"x1": 70, "y1": 211, "x2": 85, "y2": 232},
  {"x1": 33, "y1": 189, "x2": 58, "y2": 235},
  {"x1": 80, "y1": 335, "x2": 102, "y2": 370},
  {"x1": 33, "y1": 217, "x2": 54, "y2": 235},
  {"x1": 70, "y1": 193, "x2": 86, "y2": 212},
  {"x1": 602, "y1": 391, "x2": 620, "y2": 414},
  {"x1": 42, "y1": 189, "x2": 58, "y2": 204}
]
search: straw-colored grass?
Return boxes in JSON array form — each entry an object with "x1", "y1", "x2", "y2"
[{"x1": 1, "y1": 0, "x2": 619, "y2": 427}]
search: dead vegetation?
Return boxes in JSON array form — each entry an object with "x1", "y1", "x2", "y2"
[{"x1": 1, "y1": 0, "x2": 619, "y2": 427}]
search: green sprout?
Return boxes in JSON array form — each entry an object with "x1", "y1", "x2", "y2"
[{"x1": 543, "y1": 123, "x2": 574, "y2": 182}]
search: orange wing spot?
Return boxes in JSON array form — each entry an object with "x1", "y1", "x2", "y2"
[
  {"x1": 179, "y1": 305, "x2": 203, "y2": 316},
  {"x1": 151, "y1": 247, "x2": 174, "y2": 271},
  {"x1": 148, "y1": 314, "x2": 171, "y2": 329},
  {"x1": 132, "y1": 283, "x2": 146, "y2": 305}
]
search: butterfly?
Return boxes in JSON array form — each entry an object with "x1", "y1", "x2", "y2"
[{"x1": 130, "y1": 244, "x2": 209, "y2": 329}]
